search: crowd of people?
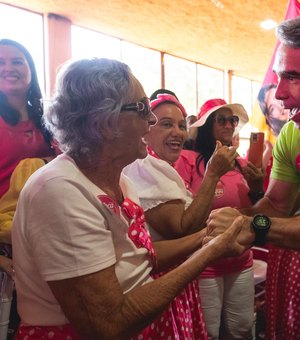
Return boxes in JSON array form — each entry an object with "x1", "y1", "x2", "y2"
[{"x1": 0, "y1": 15, "x2": 300, "y2": 340}]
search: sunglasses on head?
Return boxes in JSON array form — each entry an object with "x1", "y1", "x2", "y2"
[
  {"x1": 121, "y1": 97, "x2": 152, "y2": 118},
  {"x1": 214, "y1": 115, "x2": 239, "y2": 127}
]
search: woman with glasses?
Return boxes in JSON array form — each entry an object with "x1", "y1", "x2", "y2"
[
  {"x1": 11, "y1": 59, "x2": 247, "y2": 339},
  {"x1": 175, "y1": 98, "x2": 264, "y2": 339}
]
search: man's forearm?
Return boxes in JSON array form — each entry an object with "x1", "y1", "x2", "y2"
[
  {"x1": 239, "y1": 213, "x2": 300, "y2": 250},
  {"x1": 240, "y1": 195, "x2": 290, "y2": 217},
  {"x1": 267, "y1": 215, "x2": 300, "y2": 249}
]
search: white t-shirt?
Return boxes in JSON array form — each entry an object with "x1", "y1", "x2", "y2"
[
  {"x1": 12, "y1": 154, "x2": 153, "y2": 326},
  {"x1": 123, "y1": 155, "x2": 193, "y2": 241}
]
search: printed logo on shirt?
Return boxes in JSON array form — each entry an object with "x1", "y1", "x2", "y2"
[
  {"x1": 214, "y1": 181, "x2": 224, "y2": 198},
  {"x1": 97, "y1": 195, "x2": 120, "y2": 215},
  {"x1": 296, "y1": 154, "x2": 300, "y2": 172}
]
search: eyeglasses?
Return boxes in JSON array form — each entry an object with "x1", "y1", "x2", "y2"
[
  {"x1": 121, "y1": 97, "x2": 152, "y2": 118},
  {"x1": 214, "y1": 115, "x2": 239, "y2": 127}
]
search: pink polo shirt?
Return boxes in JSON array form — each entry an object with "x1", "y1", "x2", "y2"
[
  {"x1": 175, "y1": 149, "x2": 253, "y2": 277},
  {"x1": 0, "y1": 117, "x2": 53, "y2": 197}
]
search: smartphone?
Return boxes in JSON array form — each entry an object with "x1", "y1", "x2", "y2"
[{"x1": 248, "y1": 132, "x2": 264, "y2": 167}]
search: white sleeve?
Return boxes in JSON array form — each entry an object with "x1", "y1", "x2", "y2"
[
  {"x1": 123, "y1": 156, "x2": 188, "y2": 211},
  {"x1": 24, "y1": 176, "x2": 116, "y2": 281}
]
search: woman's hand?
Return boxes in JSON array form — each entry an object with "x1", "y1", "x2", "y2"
[
  {"x1": 242, "y1": 161, "x2": 265, "y2": 192},
  {"x1": 203, "y1": 216, "x2": 249, "y2": 258},
  {"x1": 206, "y1": 141, "x2": 238, "y2": 179}
]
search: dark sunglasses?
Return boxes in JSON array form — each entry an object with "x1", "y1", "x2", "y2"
[
  {"x1": 214, "y1": 115, "x2": 239, "y2": 127},
  {"x1": 121, "y1": 97, "x2": 152, "y2": 118}
]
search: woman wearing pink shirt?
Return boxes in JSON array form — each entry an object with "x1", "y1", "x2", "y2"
[
  {"x1": 0, "y1": 39, "x2": 54, "y2": 198},
  {"x1": 175, "y1": 98, "x2": 264, "y2": 339}
]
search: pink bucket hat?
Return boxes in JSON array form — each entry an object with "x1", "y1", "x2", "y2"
[{"x1": 191, "y1": 98, "x2": 249, "y2": 133}]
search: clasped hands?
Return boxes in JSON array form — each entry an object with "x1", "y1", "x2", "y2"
[{"x1": 202, "y1": 207, "x2": 255, "y2": 257}]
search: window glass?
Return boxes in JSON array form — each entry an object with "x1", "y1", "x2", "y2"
[
  {"x1": 121, "y1": 41, "x2": 161, "y2": 98},
  {"x1": 72, "y1": 25, "x2": 121, "y2": 60},
  {"x1": 0, "y1": 4, "x2": 45, "y2": 92},
  {"x1": 231, "y1": 76, "x2": 253, "y2": 142},
  {"x1": 197, "y1": 64, "x2": 224, "y2": 110},
  {"x1": 164, "y1": 54, "x2": 197, "y2": 116}
]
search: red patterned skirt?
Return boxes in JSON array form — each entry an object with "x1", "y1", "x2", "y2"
[
  {"x1": 133, "y1": 270, "x2": 208, "y2": 339},
  {"x1": 265, "y1": 246, "x2": 300, "y2": 340},
  {"x1": 15, "y1": 324, "x2": 80, "y2": 339}
]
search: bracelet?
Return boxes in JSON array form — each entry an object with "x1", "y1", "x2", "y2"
[{"x1": 248, "y1": 191, "x2": 264, "y2": 204}]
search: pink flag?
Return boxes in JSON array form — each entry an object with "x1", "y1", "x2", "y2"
[{"x1": 250, "y1": 0, "x2": 300, "y2": 144}]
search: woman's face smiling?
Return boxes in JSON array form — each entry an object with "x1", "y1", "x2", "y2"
[
  {"x1": 145, "y1": 103, "x2": 187, "y2": 164},
  {"x1": 0, "y1": 44, "x2": 32, "y2": 96}
]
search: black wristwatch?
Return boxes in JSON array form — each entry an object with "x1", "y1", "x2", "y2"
[{"x1": 251, "y1": 214, "x2": 271, "y2": 246}]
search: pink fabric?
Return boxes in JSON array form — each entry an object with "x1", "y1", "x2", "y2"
[
  {"x1": 147, "y1": 145, "x2": 161, "y2": 160},
  {"x1": 15, "y1": 324, "x2": 80, "y2": 339},
  {"x1": 265, "y1": 246, "x2": 300, "y2": 339},
  {"x1": 175, "y1": 149, "x2": 253, "y2": 277},
  {"x1": 197, "y1": 98, "x2": 227, "y2": 120},
  {"x1": 0, "y1": 117, "x2": 53, "y2": 197},
  {"x1": 98, "y1": 195, "x2": 157, "y2": 266},
  {"x1": 134, "y1": 273, "x2": 208, "y2": 340},
  {"x1": 99, "y1": 193, "x2": 207, "y2": 339},
  {"x1": 122, "y1": 197, "x2": 157, "y2": 266},
  {"x1": 150, "y1": 94, "x2": 187, "y2": 117}
]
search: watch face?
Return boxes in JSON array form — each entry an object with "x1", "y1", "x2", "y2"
[{"x1": 253, "y1": 214, "x2": 270, "y2": 230}]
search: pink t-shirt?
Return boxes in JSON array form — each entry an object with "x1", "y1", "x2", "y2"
[
  {"x1": 175, "y1": 149, "x2": 253, "y2": 277},
  {"x1": 0, "y1": 117, "x2": 53, "y2": 197}
]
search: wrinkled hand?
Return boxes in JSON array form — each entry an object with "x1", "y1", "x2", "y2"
[
  {"x1": 206, "y1": 141, "x2": 238, "y2": 179},
  {"x1": 205, "y1": 207, "x2": 254, "y2": 247},
  {"x1": 206, "y1": 207, "x2": 241, "y2": 237},
  {"x1": 242, "y1": 161, "x2": 265, "y2": 192},
  {"x1": 204, "y1": 216, "x2": 249, "y2": 258},
  {"x1": 0, "y1": 256, "x2": 14, "y2": 278}
]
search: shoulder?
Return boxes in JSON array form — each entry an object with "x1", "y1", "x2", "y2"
[
  {"x1": 14, "y1": 158, "x2": 46, "y2": 174},
  {"x1": 279, "y1": 121, "x2": 298, "y2": 140},
  {"x1": 274, "y1": 121, "x2": 298, "y2": 153},
  {"x1": 124, "y1": 155, "x2": 178, "y2": 180},
  {"x1": 124, "y1": 155, "x2": 188, "y2": 206},
  {"x1": 19, "y1": 155, "x2": 81, "y2": 200},
  {"x1": 176, "y1": 150, "x2": 198, "y2": 166}
]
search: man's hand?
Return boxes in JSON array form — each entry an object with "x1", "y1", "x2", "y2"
[{"x1": 205, "y1": 207, "x2": 255, "y2": 247}]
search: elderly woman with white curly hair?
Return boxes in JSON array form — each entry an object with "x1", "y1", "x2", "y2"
[{"x1": 11, "y1": 58, "x2": 247, "y2": 339}]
